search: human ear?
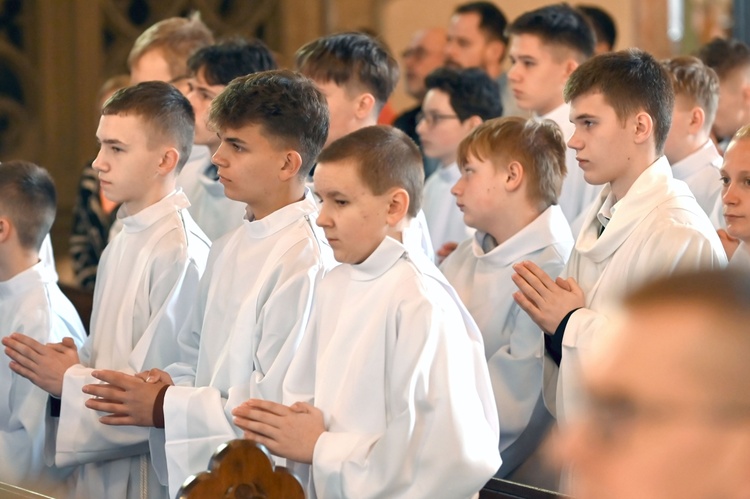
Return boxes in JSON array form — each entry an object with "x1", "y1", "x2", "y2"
[
  {"x1": 563, "y1": 58, "x2": 578, "y2": 79},
  {"x1": 486, "y1": 40, "x2": 506, "y2": 64},
  {"x1": 632, "y1": 111, "x2": 654, "y2": 146},
  {"x1": 386, "y1": 188, "x2": 410, "y2": 227},
  {"x1": 157, "y1": 148, "x2": 179, "y2": 175},
  {"x1": 463, "y1": 115, "x2": 484, "y2": 132},
  {"x1": 0, "y1": 217, "x2": 11, "y2": 243},
  {"x1": 688, "y1": 106, "x2": 706, "y2": 135},
  {"x1": 279, "y1": 150, "x2": 303, "y2": 180},
  {"x1": 505, "y1": 161, "x2": 525, "y2": 192},
  {"x1": 355, "y1": 93, "x2": 377, "y2": 120}
]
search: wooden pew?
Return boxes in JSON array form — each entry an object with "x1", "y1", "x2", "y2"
[
  {"x1": 480, "y1": 477, "x2": 569, "y2": 499},
  {"x1": 177, "y1": 439, "x2": 305, "y2": 499},
  {"x1": 0, "y1": 482, "x2": 54, "y2": 498}
]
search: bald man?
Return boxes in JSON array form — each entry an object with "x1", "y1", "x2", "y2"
[
  {"x1": 394, "y1": 27, "x2": 447, "y2": 178},
  {"x1": 559, "y1": 269, "x2": 750, "y2": 498}
]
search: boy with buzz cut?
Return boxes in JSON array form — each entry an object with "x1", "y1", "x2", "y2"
[
  {"x1": 3, "y1": 81, "x2": 210, "y2": 499},
  {"x1": 79, "y1": 70, "x2": 335, "y2": 499},
  {"x1": 417, "y1": 66, "x2": 502, "y2": 258},
  {"x1": 507, "y1": 3, "x2": 600, "y2": 226},
  {"x1": 296, "y1": 32, "x2": 399, "y2": 147},
  {"x1": 0, "y1": 161, "x2": 87, "y2": 496},
  {"x1": 441, "y1": 117, "x2": 573, "y2": 487},
  {"x1": 512, "y1": 49, "x2": 726, "y2": 431},
  {"x1": 232, "y1": 125, "x2": 501, "y2": 499},
  {"x1": 697, "y1": 37, "x2": 750, "y2": 147},
  {"x1": 662, "y1": 56, "x2": 724, "y2": 228},
  {"x1": 183, "y1": 37, "x2": 278, "y2": 241},
  {"x1": 718, "y1": 125, "x2": 750, "y2": 268}
]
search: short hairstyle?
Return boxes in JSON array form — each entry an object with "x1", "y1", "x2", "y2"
[
  {"x1": 295, "y1": 32, "x2": 399, "y2": 113},
  {"x1": 128, "y1": 13, "x2": 214, "y2": 80},
  {"x1": 424, "y1": 67, "x2": 503, "y2": 121},
  {"x1": 0, "y1": 160, "x2": 56, "y2": 251},
  {"x1": 564, "y1": 49, "x2": 674, "y2": 154},
  {"x1": 663, "y1": 56, "x2": 719, "y2": 130},
  {"x1": 317, "y1": 126, "x2": 424, "y2": 218},
  {"x1": 208, "y1": 70, "x2": 329, "y2": 178},
  {"x1": 507, "y1": 3, "x2": 596, "y2": 62},
  {"x1": 578, "y1": 5, "x2": 617, "y2": 50},
  {"x1": 188, "y1": 37, "x2": 278, "y2": 86},
  {"x1": 102, "y1": 81, "x2": 195, "y2": 172},
  {"x1": 697, "y1": 37, "x2": 750, "y2": 80},
  {"x1": 454, "y1": 2, "x2": 509, "y2": 45},
  {"x1": 457, "y1": 116, "x2": 567, "y2": 208}
]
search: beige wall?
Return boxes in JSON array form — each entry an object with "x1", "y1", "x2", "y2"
[{"x1": 380, "y1": 0, "x2": 636, "y2": 113}]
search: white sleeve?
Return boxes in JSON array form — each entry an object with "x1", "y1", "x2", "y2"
[
  {"x1": 311, "y1": 287, "x2": 500, "y2": 499},
  {"x1": 53, "y1": 365, "x2": 150, "y2": 468},
  {"x1": 162, "y1": 240, "x2": 322, "y2": 498}
]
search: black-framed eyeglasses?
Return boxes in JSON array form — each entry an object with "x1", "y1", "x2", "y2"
[{"x1": 417, "y1": 110, "x2": 460, "y2": 127}]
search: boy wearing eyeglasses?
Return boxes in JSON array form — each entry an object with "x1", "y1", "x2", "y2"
[{"x1": 417, "y1": 67, "x2": 502, "y2": 259}]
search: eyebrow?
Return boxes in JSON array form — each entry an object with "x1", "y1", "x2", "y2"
[
  {"x1": 223, "y1": 136, "x2": 247, "y2": 146},
  {"x1": 98, "y1": 138, "x2": 127, "y2": 146},
  {"x1": 571, "y1": 113, "x2": 598, "y2": 122},
  {"x1": 318, "y1": 189, "x2": 348, "y2": 198},
  {"x1": 721, "y1": 168, "x2": 750, "y2": 176}
]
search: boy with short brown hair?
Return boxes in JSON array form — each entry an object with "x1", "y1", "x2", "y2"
[
  {"x1": 0, "y1": 161, "x2": 87, "y2": 496},
  {"x1": 233, "y1": 125, "x2": 501, "y2": 498},
  {"x1": 662, "y1": 56, "x2": 724, "y2": 228},
  {"x1": 512, "y1": 49, "x2": 726, "y2": 433},
  {"x1": 441, "y1": 116, "x2": 573, "y2": 486},
  {"x1": 4, "y1": 81, "x2": 210, "y2": 499}
]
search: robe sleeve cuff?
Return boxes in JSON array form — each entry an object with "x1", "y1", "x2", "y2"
[
  {"x1": 545, "y1": 308, "x2": 581, "y2": 366},
  {"x1": 153, "y1": 385, "x2": 170, "y2": 429}
]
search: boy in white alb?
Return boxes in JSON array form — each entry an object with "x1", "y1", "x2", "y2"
[
  {"x1": 296, "y1": 33, "x2": 434, "y2": 261},
  {"x1": 441, "y1": 117, "x2": 573, "y2": 487},
  {"x1": 718, "y1": 125, "x2": 750, "y2": 268},
  {"x1": 663, "y1": 56, "x2": 724, "y2": 228},
  {"x1": 4, "y1": 82, "x2": 210, "y2": 499},
  {"x1": 417, "y1": 67, "x2": 502, "y2": 258},
  {"x1": 233, "y1": 125, "x2": 501, "y2": 499},
  {"x1": 507, "y1": 4, "x2": 600, "y2": 228},
  {"x1": 81, "y1": 70, "x2": 335, "y2": 498},
  {"x1": 182, "y1": 38, "x2": 277, "y2": 240},
  {"x1": 512, "y1": 50, "x2": 726, "y2": 433},
  {"x1": 0, "y1": 162, "x2": 87, "y2": 496}
]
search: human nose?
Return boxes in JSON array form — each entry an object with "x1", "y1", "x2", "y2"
[
  {"x1": 316, "y1": 203, "x2": 332, "y2": 228},
  {"x1": 92, "y1": 148, "x2": 107, "y2": 172},
  {"x1": 723, "y1": 180, "x2": 738, "y2": 205},
  {"x1": 212, "y1": 143, "x2": 228, "y2": 169},
  {"x1": 507, "y1": 61, "x2": 520, "y2": 82},
  {"x1": 451, "y1": 176, "x2": 464, "y2": 197},
  {"x1": 568, "y1": 129, "x2": 583, "y2": 151}
]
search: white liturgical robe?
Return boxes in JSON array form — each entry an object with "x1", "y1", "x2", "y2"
[
  {"x1": 730, "y1": 242, "x2": 750, "y2": 269},
  {"x1": 422, "y1": 162, "x2": 472, "y2": 252},
  {"x1": 536, "y1": 104, "x2": 601, "y2": 225},
  {"x1": 53, "y1": 190, "x2": 210, "y2": 499},
  {"x1": 284, "y1": 236, "x2": 501, "y2": 499},
  {"x1": 181, "y1": 162, "x2": 247, "y2": 241},
  {"x1": 551, "y1": 157, "x2": 727, "y2": 423},
  {"x1": 153, "y1": 190, "x2": 335, "y2": 498},
  {"x1": 0, "y1": 262, "x2": 86, "y2": 496},
  {"x1": 441, "y1": 205, "x2": 573, "y2": 478},
  {"x1": 671, "y1": 140, "x2": 724, "y2": 228}
]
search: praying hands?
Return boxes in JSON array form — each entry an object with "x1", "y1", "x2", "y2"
[
  {"x1": 2, "y1": 333, "x2": 80, "y2": 397},
  {"x1": 512, "y1": 260, "x2": 585, "y2": 334}
]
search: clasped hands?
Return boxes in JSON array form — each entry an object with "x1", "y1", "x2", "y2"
[{"x1": 511, "y1": 260, "x2": 585, "y2": 334}]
